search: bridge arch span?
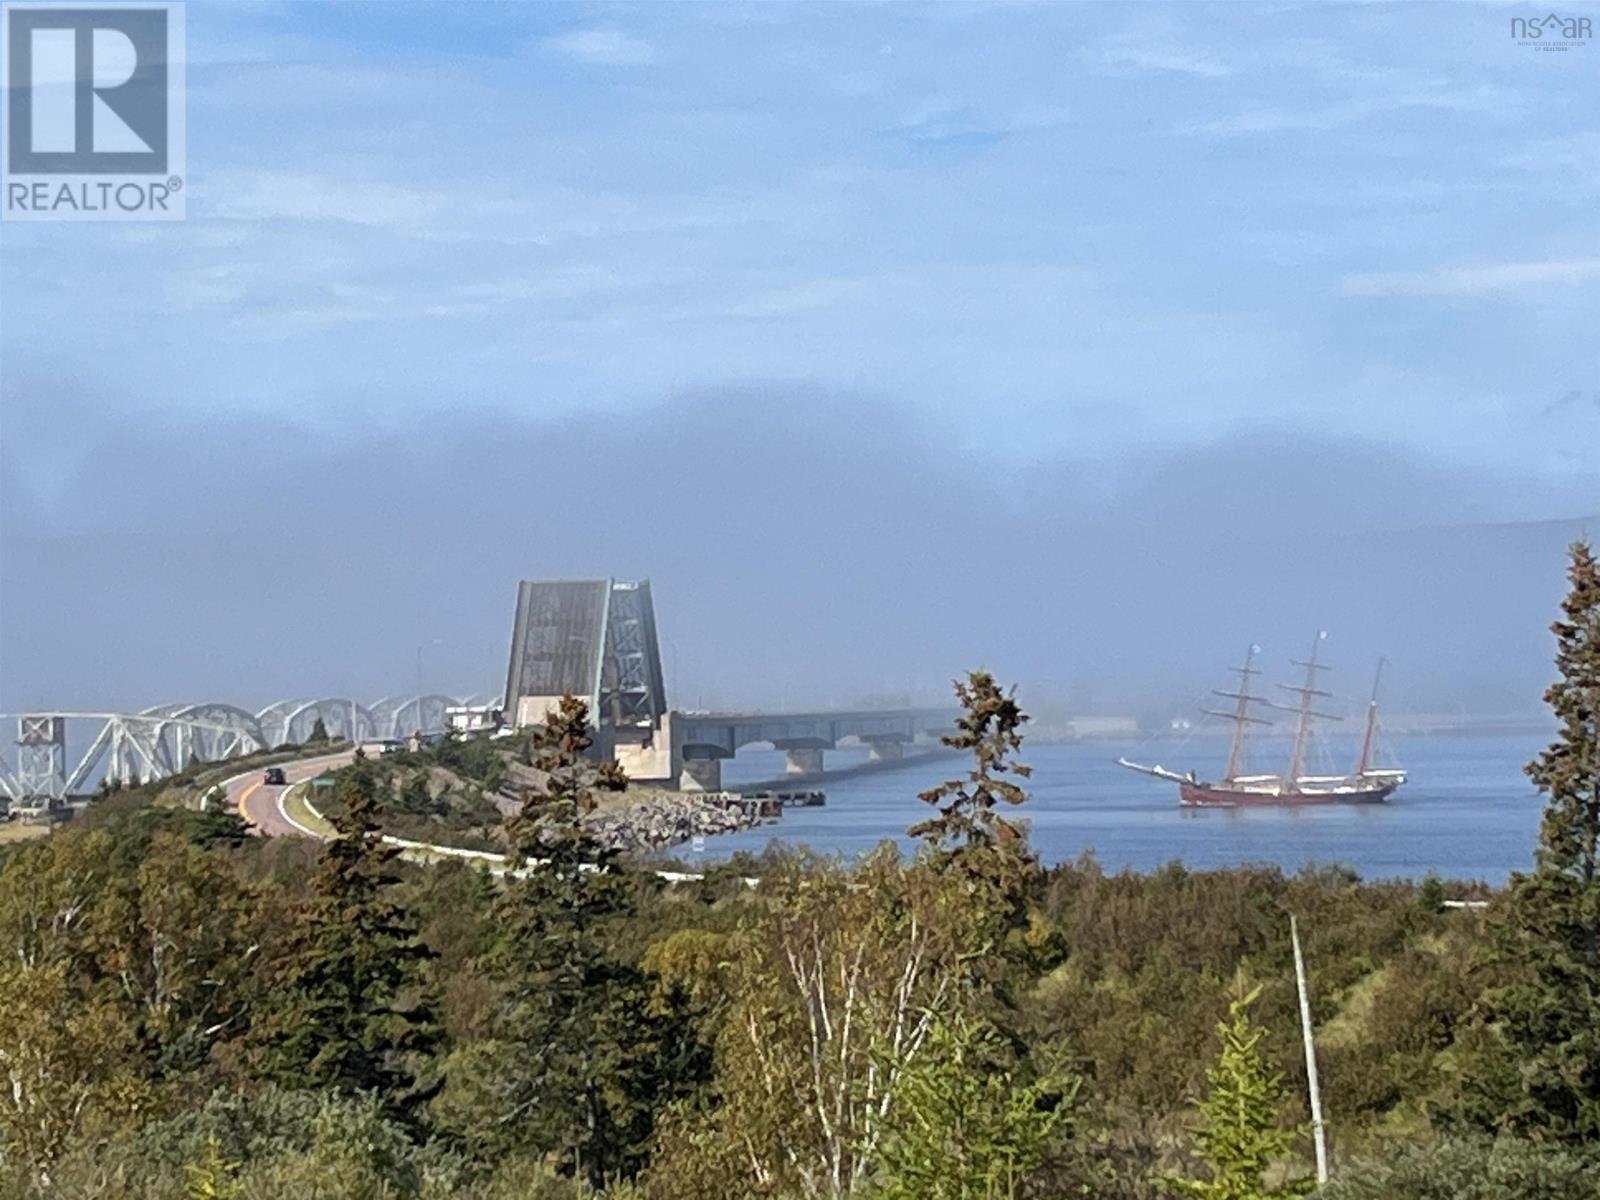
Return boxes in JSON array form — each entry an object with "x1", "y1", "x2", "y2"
[
  {"x1": 256, "y1": 698, "x2": 375, "y2": 747},
  {"x1": 368, "y1": 694, "x2": 458, "y2": 740}
]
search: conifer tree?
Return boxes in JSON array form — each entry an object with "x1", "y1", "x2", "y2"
[
  {"x1": 184, "y1": 1134, "x2": 242, "y2": 1200},
  {"x1": 913, "y1": 670, "x2": 1033, "y2": 859},
  {"x1": 868, "y1": 1007, "x2": 1074, "y2": 1200},
  {"x1": 256, "y1": 759, "x2": 441, "y2": 1131},
  {"x1": 1474, "y1": 540, "x2": 1600, "y2": 1141},
  {"x1": 457, "y1": 695, "x2": 684, "y2": 1188},
  {"x1": 308, "y1": 716, "x2": 330, "y2": 744},
  {"x1": 1173, "y1": 986, "x2": 1312, "y2": 1200}
]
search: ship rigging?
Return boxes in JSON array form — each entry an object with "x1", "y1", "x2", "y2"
[{"x1": 1117, "y1": 634, "x2": 1406, "y2": 807}]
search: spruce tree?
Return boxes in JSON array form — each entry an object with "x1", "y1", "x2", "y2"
[
  {"x1": 308, "y1": 716, "x2": 330, "y2": 744},
  {"x1": 1477, "y1": 540, "x2": 1600, "y2": 1141},
  {"x1": 1173, "y1": 986, "x2": 1312, "y2": 1200},
  {"x1": 913, "y1": 670, "x2": 1033, "y2": 858},
  {"x1": 256, "y1": 758, "x2": 441, "y2": 1131},
  {"x1": 473, "y1": 694, "x2": 682, "y2": 1188}
]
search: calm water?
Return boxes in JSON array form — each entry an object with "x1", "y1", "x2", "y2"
[{"x1": 697, "y1": 733, "x2": 1550, "y2": 883}]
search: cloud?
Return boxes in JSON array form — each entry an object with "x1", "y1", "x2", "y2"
[
  {"x1": 542, "y1": 28, "x2": 656, "y2": 67},
  {"x1": 884, "y1": 99, "x2": 1071, "y2": 149},
  {"x1": 1, "y1": 386, "x2": 1591, "y2": 717},
  {"x1": 1340, "y1": 259, "x2": 1600, "y2": 297},
  {"x1": 1084, "y1": 23, "x2": 1232, "y2": 78}
]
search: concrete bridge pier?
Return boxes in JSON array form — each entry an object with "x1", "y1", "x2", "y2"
[
  {"x1": 863, "y1": 733, "x2": 911, "y2": 762},
  {"x1": 679, "y1": 748, "x2": 726, "y2": 792},
  {"x1": 773, "y1": 737, "x2": 832, "y2": 777}
]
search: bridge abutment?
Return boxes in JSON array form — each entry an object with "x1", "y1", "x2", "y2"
[
  {"x1": 678, "y1": 751, "x2": 724, "y2": 792},
  {"x1": 863, "y1": 733, "x2": 910, "y2": 762},
  {"x1": 784, "y1": 747, "x2": 825, "y2": 775}
]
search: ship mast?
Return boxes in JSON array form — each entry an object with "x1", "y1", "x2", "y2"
[
  {"x1": 1354, "y1": 657, "x2": 1386, "y2": 776},
  {"x1": 1273, "y1": 631, "x2": 1339, "y2": 791},
  {"x1": 1201, "y1": 644, "x2": 1269, "y2": 782}
]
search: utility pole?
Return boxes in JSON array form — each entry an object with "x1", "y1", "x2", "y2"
[{"x1": 1291, "y1": 914, "x2": 1329, "y2": 1184}]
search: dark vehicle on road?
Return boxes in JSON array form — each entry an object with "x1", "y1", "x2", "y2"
[{"x1": 263, "y1": 767, "x2": 287, "y2": 786}]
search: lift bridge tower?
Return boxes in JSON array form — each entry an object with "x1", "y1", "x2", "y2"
[{"x1": 502, "y1": 578, "x2": 669, "y2": 751}]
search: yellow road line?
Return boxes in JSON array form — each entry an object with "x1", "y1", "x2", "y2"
[{"x1": 238, "y1": 780, "x2": 261, "y2": 826}]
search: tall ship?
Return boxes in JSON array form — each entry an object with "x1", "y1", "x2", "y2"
[{"x1": 1118, "y1": 634, "x2": 1406, "y2": 807}]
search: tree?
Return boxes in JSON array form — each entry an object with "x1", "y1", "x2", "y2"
[
  {"x1": 100, "y1": 833, "x2": 258, "y2": 1083},
  {"x1": 307, "y1": 717, "x2": 330, "y2": 744},
  {"x1": 1172, "y1": 985, "x2": 1312, "y2": 1200},
  {"x1": 397, "y1": 770, "x2": 446, "y2": 817},
  {"x1": 253, "y1": 759, "x2": 441, "y2": 1132},
  {"x1": 912, "y1": 670, "x2": 1044, "y2": 993},
  {"x1": 1465, "y1": 540, "x2": 1600, "y2": 1142},
  {"x1": 647, "y1": 850, "x2": 984, "y2": 1200},
  {"x1": 184, "y1": 1134, "x2": 242, "y2": 1200},
  {"x1": 437, "y1": 695, "x2": 685, "y2": 1188},
  {"x1": 0, "y1": 960, "x2": 146, "y2": 1185},
  {"x1": 867, "y1": 1006, "x2": 1075, "y2": 1200},
  {"x1": 913, "y1": 670, "x2": 1033, "y2": 863}
]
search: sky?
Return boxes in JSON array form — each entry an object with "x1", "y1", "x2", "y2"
[{"x1": 1, "y1": 0, "x2": 1597, "y2": 720}]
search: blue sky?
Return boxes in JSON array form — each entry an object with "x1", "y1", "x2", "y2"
[
  {"x1": 2, "y1": 1, "x2": 1599, "y2": 712},
  {"x1": 3, "y1": 0, "x2": 1597, "y2": 484}
]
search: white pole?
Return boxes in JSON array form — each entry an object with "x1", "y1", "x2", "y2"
[{"x1": 1291, "y1": 914, "x2": 1329, "y2": 1184}]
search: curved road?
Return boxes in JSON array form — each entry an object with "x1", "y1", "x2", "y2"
[
  {"x1": 228, "y1": 752, "x2": 352, "y2": 838},
  {"x1": 222, "y1": 750, "x2": 723, "y2": 885}
]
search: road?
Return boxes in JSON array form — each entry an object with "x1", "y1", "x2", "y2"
[
  {"x1": 229, "y1": 752, "x2": 352, "y2": 838},
  {"x1": 222, "y1": 750, "x2": 729, "y2": 885}
]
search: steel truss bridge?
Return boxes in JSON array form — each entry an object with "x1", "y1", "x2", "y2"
[{"x1": 0, "y1": 694, "x2": 497, "y2": 802}]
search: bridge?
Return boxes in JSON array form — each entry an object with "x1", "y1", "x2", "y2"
[
  {"x1": 634, "y1": 708, "x2": 952, "y2": 791},
  {"x1": 2, "y1": 576, "x2": 953, "y2": 802},
  {"x1": 0, "y1": 694, "x2": 489, "y2": 802},
  {"x1": 503, "y1": 578, "x2": 953, "y2": 790}
]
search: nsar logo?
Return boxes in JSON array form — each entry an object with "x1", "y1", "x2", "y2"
[
  {"x1": 1510, "y1": 11, "x2": 1592, "y2": 51},
  {"x1": 2, "y1": 2, "x2": 186, "y2": 221}
]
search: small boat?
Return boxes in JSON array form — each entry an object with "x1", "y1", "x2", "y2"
[{"x1": 1118, "y1": 635, "x2": 1406, "y2": 807}]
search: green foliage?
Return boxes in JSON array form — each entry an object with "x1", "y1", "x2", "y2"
[
  {"x1": 437, "y1": 695, "x2": 691, "y2": 1190},
  {"x1": 1317, "y1": 1136, "x2": 1600, "y2": 1200},
  {"x1": 1168, "y1": 985, "x2": 1312, "y2": 1200},
  {"x1": 0, "y1": 957, "x2": 147, "y2": 1184},
  {"x1": 36, "y1": 1086, "x2": 471, "y2": 1199},
  {"x1": 253, "y1": 759, "x2": 442, "y2": 1131},
  {"x1": 867, "y1": 1007, "x2": 1076, "y2": 1200},
  {"x1": 185, "y1": 1134, "x2": 242, "y2": 1199},
  {"x1": 1458, "y1": 541, "x2": 1600, "y2": 1143},
  {"x1": 307, "y1": 717, "x2": 330, "y2": 744},
  {"x1": 397, "y1": 769, "x2": 449, "y2": 817},
  {"x1": 7, "y1": 609, "x2": 1593, "y2": 1199},
  {"x1": 647, "y1": 848, "x2": 1018, "y2": 1200}
]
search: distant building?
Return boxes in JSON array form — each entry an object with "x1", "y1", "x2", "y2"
[
  {"x1": 1067, "y1": 716, "x2": 1140, "y2": 739},
  {"x1": 445, "y1": 704, "x2": 502, "y2": 734}
]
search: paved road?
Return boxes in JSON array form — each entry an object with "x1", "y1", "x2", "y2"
[
  {"x1": 229, "y1": 752, "x2": 351, "y2": 838},
  {"x1": 222, "y1": 749, "x2": 736, "y2": 886}
]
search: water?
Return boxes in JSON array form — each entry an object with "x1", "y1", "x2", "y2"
[{"x1": 698, "y1": 733, "x2": 1550, "y2": 883}]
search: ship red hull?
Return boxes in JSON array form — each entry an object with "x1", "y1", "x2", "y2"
[{"x1": 1178, "y1": 781, "x2": 1397, "y2": 808}]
